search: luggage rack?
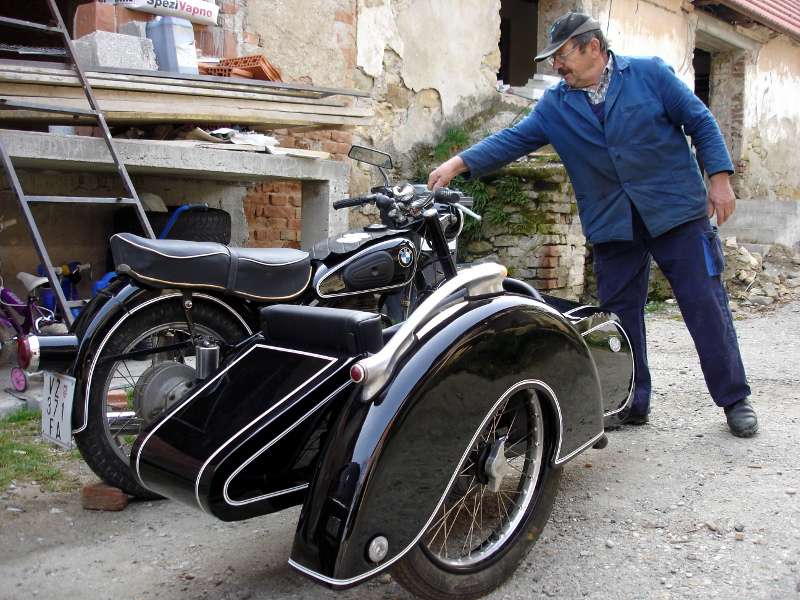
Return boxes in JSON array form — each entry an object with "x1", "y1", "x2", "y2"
[{"x1": 0, "y1": 0, "x2": 155, "y2": 326}]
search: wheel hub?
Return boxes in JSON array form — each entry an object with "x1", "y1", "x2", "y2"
[
  {"x1": 482, "y1": 436, "x2": 509, "y2": 493},
  {"x1": 134, "y1": 362, "x2": 195, "y2": 426}
]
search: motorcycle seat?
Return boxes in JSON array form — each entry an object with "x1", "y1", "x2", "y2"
[{"x1": 110, "y1": 233, "x2": 312, "y2": 301}]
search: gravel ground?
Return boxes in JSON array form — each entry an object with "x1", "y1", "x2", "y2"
[{"x1": 1, "y1": 299, "x2": 798, "y2": 600}]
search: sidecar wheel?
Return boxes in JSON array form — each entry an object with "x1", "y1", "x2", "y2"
[
  {"x1": 392, "y1": 388, "x2": 562, "y2": 600},
  {"x1": 74, "y1": 299, "x2": 250, "y2": 499}
]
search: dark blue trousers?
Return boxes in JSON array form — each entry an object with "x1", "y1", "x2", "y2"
[{"x1": 592, "y1": 209, "x2": 751, "y2": 415}]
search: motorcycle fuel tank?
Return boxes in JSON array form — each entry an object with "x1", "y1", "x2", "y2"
[{"x1": 313, "y1": 236, "x2": 417, "y2": 298}]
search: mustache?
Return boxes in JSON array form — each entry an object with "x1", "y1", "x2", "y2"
[{"x1": 557, "y1": 68, "x2": 570, "y2": 76}]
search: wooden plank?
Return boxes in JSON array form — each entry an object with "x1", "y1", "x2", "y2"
[
  {"x1": 0, "y1": 84, "x2": 371, "y2": 118},
  {"x1": 0, "y1": 68, "x2": 363, "y2": 108},
  {"x1": 0, "y1": 61, "x2": 369, "y2": 99}
]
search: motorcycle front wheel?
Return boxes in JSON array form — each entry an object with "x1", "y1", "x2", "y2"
[
  {"x1": 74, "y1": 299, "x2": 251, "y2": 498},
  {"x1": 392, "y1": 387, "x2": 562, "y2": 600}
]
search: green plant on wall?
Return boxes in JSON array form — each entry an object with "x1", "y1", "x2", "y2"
[{"x1": 432, "y1": 126, "x2": 470, "y2": 162}]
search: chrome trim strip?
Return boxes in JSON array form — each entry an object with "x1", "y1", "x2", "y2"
[
  {"x1": 76, "y1": 292, "x2": 252, "y2": 434},
  {"x1": 222, "y1": 381, "x2": 352, "y2": 507},
  {"x1": 191, "y1": 345, "x2": 338, "y2": 514},
  {"x1": 357, "y1": 263, "x2": 507, "y2": 401},
  {"x1": 131, "y1": 342, "x2": 337, "y2": 513}
]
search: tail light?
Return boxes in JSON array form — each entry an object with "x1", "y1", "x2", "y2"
[
  {"x1": 17, "y1": 334, "x2": 79, "y2": 373},
  {"x1": 17, "y1": 336, "x2": 40, "y2": 372}
]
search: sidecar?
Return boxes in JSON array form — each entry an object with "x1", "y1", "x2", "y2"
[{"x1": 131, "y1": 263, "x2": 633, "y2": 600}]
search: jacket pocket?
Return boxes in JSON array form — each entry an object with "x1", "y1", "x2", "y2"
[
  {"x1": 702, "y1": 227, "x2": 725, "y2": 276},
  {"x1": 621, "y1": 99, "x2": 663, "y2": 147}
]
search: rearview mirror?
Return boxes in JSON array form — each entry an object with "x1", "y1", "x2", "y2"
[{"x1": 348, "y1": 146, "x2": 393, "y2": 170}]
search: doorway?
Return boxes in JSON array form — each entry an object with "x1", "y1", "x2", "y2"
[{"x1": 498, "y1": 0, "x2": 539, "y2": 86}]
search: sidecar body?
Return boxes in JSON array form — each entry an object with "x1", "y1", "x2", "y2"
[{"x1": 132, "y1": 263, "x2": 633, "y2": 591}]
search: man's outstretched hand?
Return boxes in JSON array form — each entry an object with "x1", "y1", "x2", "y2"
[{"x1": 428, "y1": 156, "x2": 469, "y2": 191}]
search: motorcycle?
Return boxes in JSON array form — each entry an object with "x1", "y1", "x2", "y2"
[
  {"x1": 16, "y1": 145, "x2": 491, "y2": 499},
  {"x1": 19, "y1": 147, "x2": 636, "y2": 600}
]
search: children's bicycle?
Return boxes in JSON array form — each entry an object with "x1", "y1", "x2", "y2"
[{"x1": 0, "y1": 217, "x2": 89, "y2": 390}]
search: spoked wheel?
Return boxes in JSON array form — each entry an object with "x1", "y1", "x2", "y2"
[
  {"x1": 392, "y1": 387, "x2": 562, "y2": 600},
  {"x1": 73, "y1": 300, "x2": 250, "y2": 498}
]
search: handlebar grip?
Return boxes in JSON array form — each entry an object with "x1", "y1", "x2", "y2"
[
  {"x1": 434, "y1": 187, "x2": 460, "y2": 204},
  {"x1": 333, "y1": 196, "x2": 369, "y2": 210}
]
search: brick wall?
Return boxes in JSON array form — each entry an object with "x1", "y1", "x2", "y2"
[
  {"x1": 237, "y1": 0, "x2": 357, "y2": 248},
  {"x1": 461, "y1": 162, "x2": 587, "y2": 300}
]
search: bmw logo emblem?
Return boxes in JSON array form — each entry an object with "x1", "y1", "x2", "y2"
[
  {"x1": 398, "y1": 246, "x2": 413, "y2": 267},
  {"x1": 609, "y1": 337, "x2": 622, "y2": 353}
]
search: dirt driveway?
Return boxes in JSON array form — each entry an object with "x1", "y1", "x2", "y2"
[{"x1": 1, "y1": 301, "x2": 799, "y2": 600}]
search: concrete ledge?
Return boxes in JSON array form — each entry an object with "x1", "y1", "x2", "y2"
[{"x1": 0, "y1": 129, "x2": 350, "y2": 249}]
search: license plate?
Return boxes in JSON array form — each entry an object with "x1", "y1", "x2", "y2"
[{"x1": 41, "y1": 372, "x2": 75, "y2": 449}]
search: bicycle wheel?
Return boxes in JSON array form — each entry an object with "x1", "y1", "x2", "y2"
[
  {"x1": 392, "y1": 387, "x2": 562, "y2": 600},
  {"x1": 74, "y1": 299, "x2": 251, "y2": 498}
]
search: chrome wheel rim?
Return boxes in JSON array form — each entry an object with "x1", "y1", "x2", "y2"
[{"x1": 421, "y1": 388, "x2": 544, "y2": 567}]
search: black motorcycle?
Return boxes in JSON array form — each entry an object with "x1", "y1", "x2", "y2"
[
  {"x1": 17, "y1": 145, "x2": 481, "y2": 499},
  {"x1": 20, "y1": 147, "x2": 636, "y2": 600}
]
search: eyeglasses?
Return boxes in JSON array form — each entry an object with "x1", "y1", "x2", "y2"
[{"x1": 548, "y1": 43, "x2": 583, "y2": 66}]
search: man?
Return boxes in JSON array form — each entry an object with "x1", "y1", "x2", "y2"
[{"x1": 428, "y1": 12, "x2": 758, "y2": 437}]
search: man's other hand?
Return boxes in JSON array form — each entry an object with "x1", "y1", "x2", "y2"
[{"x1": 707, "y1": 172, "x2": 737, "y2": 226}]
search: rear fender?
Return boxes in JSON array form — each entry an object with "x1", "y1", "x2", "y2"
[
  {"x1": 69, "y1": 279, "x2": 255, "y2": 434},
  {"x1": 289, "y1": 294, "x2": 605, "y2": 588}
]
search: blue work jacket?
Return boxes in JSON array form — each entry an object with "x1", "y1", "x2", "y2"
[{"x1": 459, "y1": 53, "x2": 734, "y2": 244}]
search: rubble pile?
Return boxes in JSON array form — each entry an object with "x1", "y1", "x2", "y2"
[{"x1": 722, "y1": 239, "x2": 800, "y2": 308}]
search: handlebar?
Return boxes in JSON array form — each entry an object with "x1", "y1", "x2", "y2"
[{"x1": 333, "y1": 194, "x2": 391, "y2": 210}]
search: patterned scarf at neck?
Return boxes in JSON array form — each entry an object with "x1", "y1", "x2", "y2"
[{"x1": 579, "y1": 53, "x2": 614, "y2": 104}]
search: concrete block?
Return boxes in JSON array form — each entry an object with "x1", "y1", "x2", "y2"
[
  {"x1": 82, "y1": 480, "x2": 129, "y2": 511},
  {"x1": 119, "y1": 20, "x2": 148, "y2": 38},
  {"x1": 74, "y1": 31, "x2": 158, "y2": 71}
]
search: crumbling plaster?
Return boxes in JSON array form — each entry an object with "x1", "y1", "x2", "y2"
[
  {"x1": 354, "y1": 0, "x2": 501, "y2": 161},
  {"x1": 602, "y1": 0, "x2": 694, "y2": 83},
  {"x1": 740, "y1": 37, "x2": 800, "y2": 201},
  {"x1": 245, "y1": 0, "x2": 350, "y2": 87}
]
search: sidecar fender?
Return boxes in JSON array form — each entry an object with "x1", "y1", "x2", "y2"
[{"x1": 289, "y1": 293, "x2": 605, "y2": 588}]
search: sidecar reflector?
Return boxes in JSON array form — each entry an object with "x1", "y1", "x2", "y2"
[{"x1": 350, "y1": 363, "x2": 367, "y2": 384}]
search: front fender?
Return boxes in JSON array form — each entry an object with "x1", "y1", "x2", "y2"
[{"x1": 289, "y1": 294, "x2": 604, "y2": 588}]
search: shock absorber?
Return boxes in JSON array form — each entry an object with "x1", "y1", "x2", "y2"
[{"x1": 194, "y1": 335, "x2": 220, "y2": 381}]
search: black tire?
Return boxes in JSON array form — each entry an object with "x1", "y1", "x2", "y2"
[
  {"x1": 392, "y1": 388, "x2": 562, "y2": 600},
  {"x1": 73, "y1": 299, "x2": 251, "y2": 498},
  {"x1": 113, "y1": 206, "x2": 232, "y2": 244}
]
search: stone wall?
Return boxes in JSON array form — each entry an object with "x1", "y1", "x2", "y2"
[{"x1": 460, "y1": 162, "x2": 586, "y2": 300}]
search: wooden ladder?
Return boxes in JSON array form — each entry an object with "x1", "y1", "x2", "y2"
[{"x1": 0, "y1": 0, "x2": 155, "y2": 326}]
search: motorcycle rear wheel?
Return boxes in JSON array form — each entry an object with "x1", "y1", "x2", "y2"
[
  {"x1": 74, "y1": 299, "x2": 251, "y2": 498},
  {"x1": 392, "y1": 387, "x2": 562, "y2": 600}
]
